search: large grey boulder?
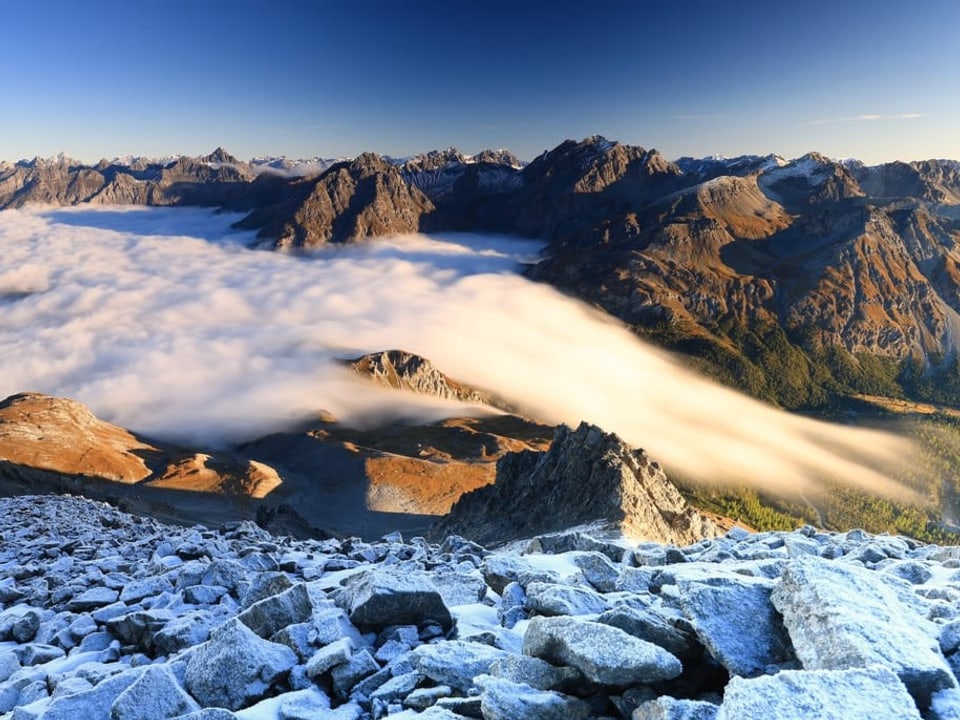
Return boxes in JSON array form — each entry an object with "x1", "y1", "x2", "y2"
[
  {"x1": 411, "y1": 640, "x2": 510, "y2": 692},
  {"x1": 106, "y1": 609, "x2": 175, "y2": 655},
  {"x1": 476, "y1": 675, "x2": 592, "y2": 720},
  {"x1": 525, "y1": 581, "x2": 611, "y2": 616},
  {"x1": 489, "y1": 653, "x2": 582, "y2": 691},
  {"x1": 110, "y1": 665, "x2": 200, "y2": 720},
  {"x1": 305, "y1": 637, "x2": 354, "y2": 679},
  {"x1": 597, "y1": 606, "x2": 700, "y2": 660},
  {"x1": 523, "y1": 616, "x2": 682, "y2": 686},
  {"x1": 336, "y1": 569, "x2": 453, "y2": 632},
  {"x1": 716, "y1": 666, "x2": 922, "y2": 719},
  {"x1": 771, "y1": 556, "x2": 955, "y2": 706},
  {"x1": 184, "y1": 618, "x2": 297, "y2": 710},
  {"x1": 235, "y1": 583, "x2": 313, "y2": 639},
  {"x1": 633, "y1": 697, "x2": 719, "y2": 720},
  {"x1": 677, "y1": 575, "x2": 792, "y2": 676}
]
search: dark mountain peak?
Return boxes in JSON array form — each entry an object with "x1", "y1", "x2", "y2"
[
  {"x1": 346, "y1": 151, "x2": 395, "y2": 176},
  {"x1": 433, "y1": 421, "x2": 720, "y2": 546},
  {"x1": 473, "y1": 148, "x2": 523, "y2": 168},
  {"x1": 202, "y1": 147, "x2": 240, "y2": 165},
  {"x1": 401, "y1": 148, "x2": 466, "y2": 173}
]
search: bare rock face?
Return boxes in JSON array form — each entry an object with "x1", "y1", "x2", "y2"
[
  {"x1": 236, "y1": 153, "x2": 441, "y2": 249},
  {"x1": 433, "y1": 421, "x2": 720, "y2": 546},
  {"x1": 347, "y1": 349, "x2": 507, "y2": 409},
  {"x1": 511, "y1": 135, "x2": 687, "y2": 248}
]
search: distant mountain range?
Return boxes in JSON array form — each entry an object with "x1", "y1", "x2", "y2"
[{"x1": 6, "y1": 136, "x2": 960, "y2": 411}]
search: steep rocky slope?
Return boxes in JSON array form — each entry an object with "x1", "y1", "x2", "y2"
[
  {"x1": 2, "y1": 494, "x2": 960, "y2": 719},
  {"x1": 433, "y1": 422, "x2": 721, "y2": 546},
  {"x1": 235, "y1": 154, "x2": 442, "y2": 249}
]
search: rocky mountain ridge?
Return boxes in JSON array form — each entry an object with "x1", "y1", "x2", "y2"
[
  {"x1": 433, "y1": 422, "x2": 720, "y2": 547},
  {"x1": 2, "y1": 493, "x2": 960, "y2": 719}
]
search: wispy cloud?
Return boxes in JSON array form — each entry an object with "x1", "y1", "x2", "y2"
[{"x1": 810, "y1": 112, "x2": 925, "y2": 126}]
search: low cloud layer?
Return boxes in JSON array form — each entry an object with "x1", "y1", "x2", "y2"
[{"x1": 0, "y1": 206, "x2": 911, "y2": 498}]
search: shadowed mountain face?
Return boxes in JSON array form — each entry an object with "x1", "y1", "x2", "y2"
[{"x1": 432, "y1": 421, "x2": 721, "y2": 547}]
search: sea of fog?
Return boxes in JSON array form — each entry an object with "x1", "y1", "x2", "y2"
[{"x1": 0, "y1": 205, "x2": 911, "y2": 498}]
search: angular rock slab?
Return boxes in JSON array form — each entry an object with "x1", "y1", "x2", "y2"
[
  {"x1": 412, "y1": 639, "x2": 510, "y2": 692},
  {"x1": 185, "y1": 618, "x2": 297, "y2": 710},
  {"x1": 716, "y1": 666, "x2": 922, "y2": 720},
  {"x1": 677, "y1": 575, "x2": 792, "y2": 676},
  {"x1": 337, "y1": 569, "x2": 453, "y2": 632},
  {"x1": 633, "y1": 696, "x2": 719, "y2": 720},
  {"x1": 110, "y1": 664, "x2": 200, "y2": 720},
  {"x1": 771, "y1": 556, "x2": 955, "y2": 706},
  {"x1": 476, "y1": 675, "x2": 592, "y2": 720},
  {"x1": 523, "y1": 615, "x2": 682, "y2": 686},
  {"x1": 235, "y1": 582, "x2": 313, "y2": 639}
]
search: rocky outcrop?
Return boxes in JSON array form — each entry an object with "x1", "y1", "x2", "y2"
[
  {"x1": 2, "y1": 495, "x2": 960, "y2": 718},
  {"x1": 346, "y1": 350, "x2": 507, "y2": 409},
  {"x1": 433, "y1": 421, "x2": 720, "y2": 546}
]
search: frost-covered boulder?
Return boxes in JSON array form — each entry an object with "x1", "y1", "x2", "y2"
[
  {"x1": 109, "y1": 664, "x2": 200, "y2": 720},
  {"x1": 489, "y1": 653, "x2": 582, "y2": 691},
  {"x1": 771, "y1": 556, "x2": 955, "y2": 705},
  {"x1": 411, "y1": 639, "x2": 509, "y2": 692},
  {"x1": 524, "y1": 581, "x2": 611, "y2": 616},
  {"x1": 678, "y1": 575, "x2": 792, "y2": 676},
  {"x1": 235, "y1": 583, "x2": 313, "y2": 639},
  {"x1": 24, "y1": 667, "x2": 143, "y2": 720},
  {"x1": 633, "y1": 696, "x2": 719, "y2": 720},
  {"x1": 184, "y1": 618, "x2": 297, "y2": 710},
  {"x1": 336, "y1": 569, "x2": 453, "y2": 632},
  {"x1": 305, "y1": 636, "x2": 354, "y2": 679},
  {"x1": 716, "y1": 666, "x2": 922, "y2": 719},
  {"x1": 476, "y1": 674, "x2": 592, "y2": 720},
  {"x1": 523, "y1": 616, "x2": 682, "y2": 686}
]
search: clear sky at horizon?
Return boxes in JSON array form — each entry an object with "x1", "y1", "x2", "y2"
[{"x1": 2, "y1": 0, "x2": 958, "y2": 164}]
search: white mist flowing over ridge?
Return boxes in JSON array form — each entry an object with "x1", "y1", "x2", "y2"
[{"x1": 0, "y1": 205, "x2": 912, "y2": 499}]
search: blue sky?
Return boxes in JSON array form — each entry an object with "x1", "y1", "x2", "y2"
[{"x1": 2, "y1": 0, "x2": 958, "y2": 164}]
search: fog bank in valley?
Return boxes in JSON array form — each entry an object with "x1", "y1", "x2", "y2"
[{"x1": 0, "y1": 206, "x2": 911, "y2": 499}]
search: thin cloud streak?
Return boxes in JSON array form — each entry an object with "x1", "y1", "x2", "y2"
[
  {"x1": 810, "y1": 112, "x2": 925, "y2": 126},
  {"x1": 0, "y1": 206, "x2": 916, "y2": 502}
]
